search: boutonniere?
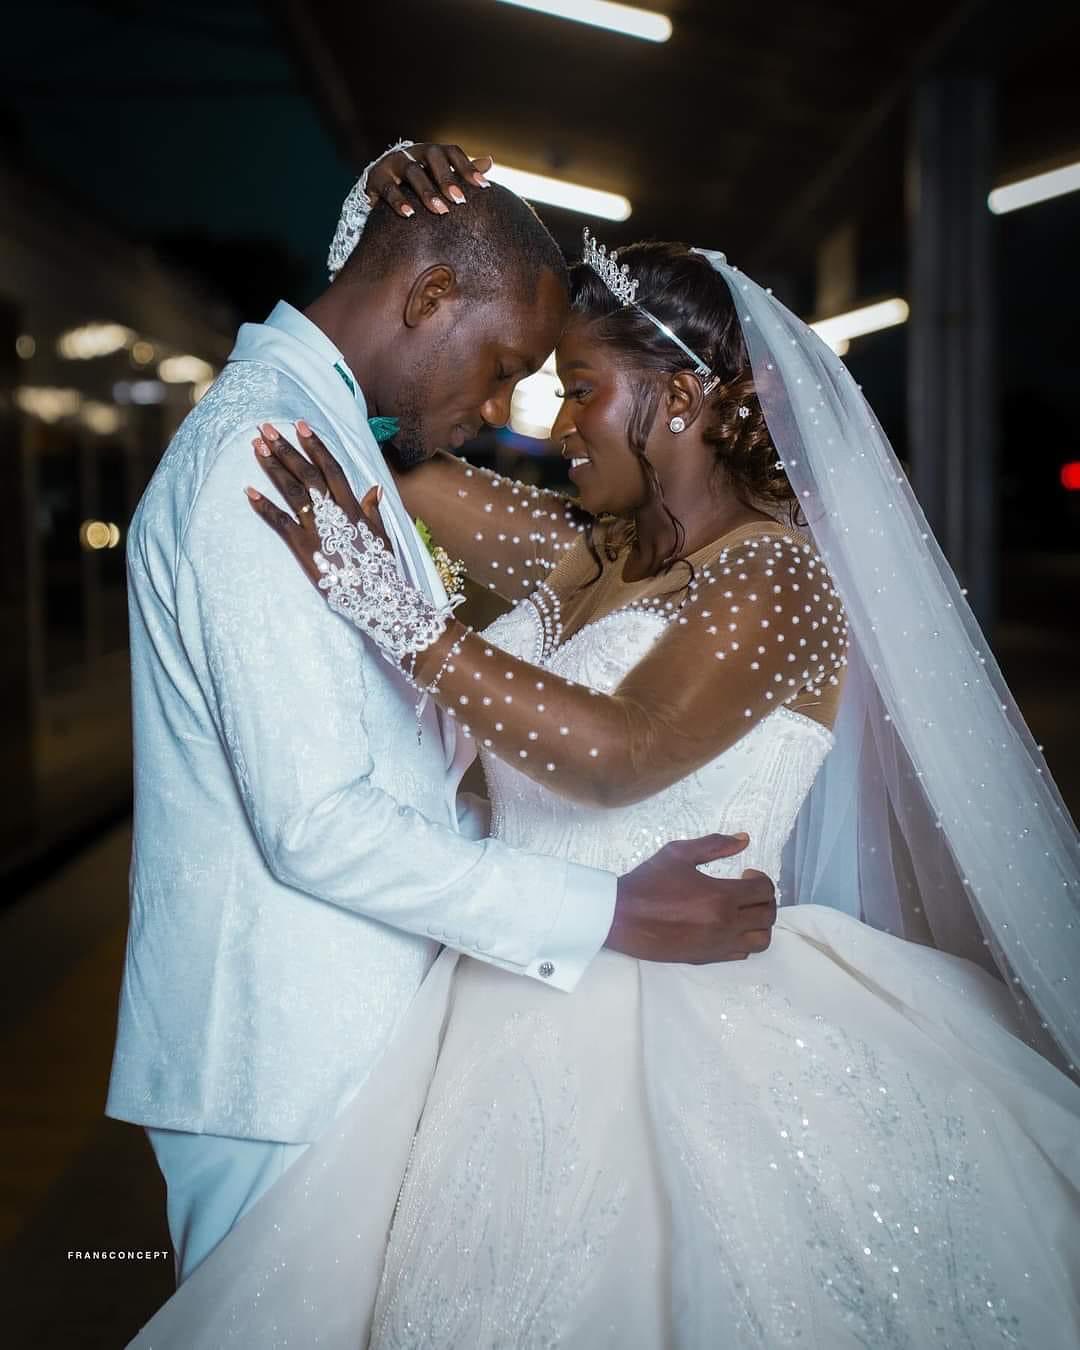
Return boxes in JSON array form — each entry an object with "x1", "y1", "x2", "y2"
[{"x1": 415, "y1": 517, "x2": 468, "y2": 597}]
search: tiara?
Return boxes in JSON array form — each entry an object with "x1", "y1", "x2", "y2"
[
  {"x1": 582, "y1": 228, "x2": 639, "y2": 305},
  {"x1": 582, "y1": 228, "x2": 720, "y2": 395}
]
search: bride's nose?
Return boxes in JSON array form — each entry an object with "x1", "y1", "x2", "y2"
[{"x1": 550, "y1": 402, "x2": 576, "y2": 443}]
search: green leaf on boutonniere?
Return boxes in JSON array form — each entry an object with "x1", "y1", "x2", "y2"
[
  {"x1": 414, "y1": 516, "x2": 435, "y2": 556},
  {"x1": 414, "y1": 517, "x2": 467, "y2": 596}
]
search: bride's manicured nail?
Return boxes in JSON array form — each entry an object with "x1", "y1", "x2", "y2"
[
  {"x1": 448, "y1": 185, "x2": 466, "y2": 204},
  {"x1": 254, "y1": 439, "x2": 270, "y2": 457},
  {"x1": 259, "y1": 423, "x2": 280, "y2": 441},
  {"x1": 376, "y1": 486, "x2": 384, "y2": 503},
  {"x1": 245, "y1": 487, "x2": 261, "y2": 501},
  {"x1": 400, "y1": 203, "x2": 415, "y2": 218},
  {"x1": 431, "y1": 197, "x2": 449, "y2": 215},
  {"x1": 475, "y1": 173, "x2": 490, "y2": 187},
  {"x1": 296, "y1": 419, "x2": 312, "y2": 438}
]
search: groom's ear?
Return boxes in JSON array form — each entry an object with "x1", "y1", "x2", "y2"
[{"x1": 402, "y1": 264, "x2": 459, "y2": 328}]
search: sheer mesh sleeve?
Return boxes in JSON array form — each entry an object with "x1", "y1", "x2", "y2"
[
  {"x1": 412, "y1": 532, "x2": 849, "y2": 807},
  {"x1": 393, "y1": 451, "x2": 590, "y2": 600}
]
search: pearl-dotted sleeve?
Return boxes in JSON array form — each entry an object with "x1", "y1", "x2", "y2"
[
  {"x1": 393, "y1": 451, "x2": 589, "y2": 600},
  {"x1": 413, "y1": 533, "x2": 849, "y2": 808}
]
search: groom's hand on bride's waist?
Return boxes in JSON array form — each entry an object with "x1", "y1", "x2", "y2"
[{"x1": 607, "y1": 834, "x2": 776, "y2": 965}]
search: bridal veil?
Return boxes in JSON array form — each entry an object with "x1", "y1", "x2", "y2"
[{"x1": 690, "y1": 247, "x2": 1079, "y2": 1072}]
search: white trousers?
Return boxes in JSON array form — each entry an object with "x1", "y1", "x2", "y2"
[{"x1": 147, "y1": 1127, "x2": 308, "y2": 1285}]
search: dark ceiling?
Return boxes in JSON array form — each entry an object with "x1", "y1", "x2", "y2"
[{"x1": 277, "y1": 0, "x2": 1080, "y2": 289}]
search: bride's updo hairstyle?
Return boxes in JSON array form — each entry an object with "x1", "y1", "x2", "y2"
[{"x1": 568, "y1": 241, "x2": 798, "y2": 574}]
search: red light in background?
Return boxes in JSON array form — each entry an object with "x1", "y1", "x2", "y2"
[{"x1": 1062, "y1": 462, "x2": 1080, "y2": 491}]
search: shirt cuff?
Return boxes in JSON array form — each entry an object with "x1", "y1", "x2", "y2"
[{"x1": 525, "y1": 861, "x2": 616, "y2": 992}]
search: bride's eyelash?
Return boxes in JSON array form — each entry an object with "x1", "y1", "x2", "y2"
[{"x1": 557, "y1": 385, "x2": 590, "y2": 401}]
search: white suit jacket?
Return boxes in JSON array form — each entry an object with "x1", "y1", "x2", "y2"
[{"x1": 106, "y1": 303, "x2": 615, "y2": 1143}]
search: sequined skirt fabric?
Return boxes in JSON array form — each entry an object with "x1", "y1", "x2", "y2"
[{"x1": 127, "y1": 604, "x2": 1080, "y2": 1348}]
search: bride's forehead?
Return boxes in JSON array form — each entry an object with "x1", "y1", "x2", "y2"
[{"x1": 555, "y1": 322, "x2": 616, "y2": 372}]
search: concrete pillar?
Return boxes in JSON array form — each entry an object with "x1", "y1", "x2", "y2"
[{"x1": 907, "y1": 74, "x2": 997, "y2": 625}]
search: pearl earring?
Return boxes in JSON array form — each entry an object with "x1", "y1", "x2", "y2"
[{"x1": 669, "y1": 416, "x2": 686, "y2": 434}]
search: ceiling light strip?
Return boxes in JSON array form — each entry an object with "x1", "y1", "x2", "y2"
[
  {"x1": 494, "y1": 0, "x2": 672, "y2": 43},
  {"x1": 988, "y1": 161, "x2": 1080, "y2": 215},
  {"x1": 486, "y1": 164, "x2": 632, "y2": 221}
]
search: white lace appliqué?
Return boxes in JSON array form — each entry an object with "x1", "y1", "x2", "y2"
[{"x1": 310, "y1": 489, "x2": 462, "y2": 668}]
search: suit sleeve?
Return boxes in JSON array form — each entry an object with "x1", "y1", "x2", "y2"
[{"x1": 175, "y1": 436, "x2": 615, "y2": 992}]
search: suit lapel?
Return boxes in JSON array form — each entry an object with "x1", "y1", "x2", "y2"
[{"x1": 228, "y1": 322, "x2": 459, "y2": 769}]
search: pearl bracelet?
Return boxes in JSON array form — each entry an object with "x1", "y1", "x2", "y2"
[{"x1": 413, "y1": 625, "x2": 472, "y2": 744}]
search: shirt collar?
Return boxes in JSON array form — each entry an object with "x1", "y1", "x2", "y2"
[{"x1": 263, "y1": 301, "x2": 365, "y2": 414}]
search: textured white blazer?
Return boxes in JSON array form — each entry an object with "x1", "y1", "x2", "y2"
[{"x1": 106, "y1": 303, "x2": 615, "y2": 1143}]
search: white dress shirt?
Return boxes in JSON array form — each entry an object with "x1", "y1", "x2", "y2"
[{"x1": 106, "y1": 302, "x2": 616, "y2": 1143}]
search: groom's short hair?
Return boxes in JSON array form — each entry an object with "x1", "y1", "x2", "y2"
[{"x1": 341, "y1": 180, "x2": 568, "y2": 302}]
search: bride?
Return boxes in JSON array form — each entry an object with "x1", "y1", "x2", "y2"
[{"x1": 131, "y1": 153, "x2": 1080, "y2": 1347}]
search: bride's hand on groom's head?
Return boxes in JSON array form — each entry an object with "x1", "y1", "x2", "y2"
[
  {"x1": 246, "y1": 421, "x2": 391, "y2": 586},
  {"x1": 365, "y1": 143, "x2": 493, "y2": 218}
]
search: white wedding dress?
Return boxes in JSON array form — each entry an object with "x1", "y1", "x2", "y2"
[{"x1": 131, "y1": 599, "x2": 1080, "y2": 1350}]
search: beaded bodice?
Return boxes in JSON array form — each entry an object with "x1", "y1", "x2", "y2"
[{"x1": 480, "y1": 602, "x2": 833, "y2": 883}]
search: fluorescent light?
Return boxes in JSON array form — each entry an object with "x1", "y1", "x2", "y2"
[
  {"x1": 510, "y1": 352, "x2": 561, "y2": 439},
  {"x1": 495, "y1": 0, "x2": 671, "y2": 42},
  {"x1": 486, "y1": 163, "x2": 631, "y2": 221},
  {"x1": 988, "y1": 161, "x2": 1080, "y2": 215},
  {"x1": 811, "y1": 298, "x2": 909, "y2": 352}
]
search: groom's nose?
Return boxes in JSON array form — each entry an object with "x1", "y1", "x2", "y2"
[{"x1": 480, "y1": 391, "x2": 512, "y2": 430}]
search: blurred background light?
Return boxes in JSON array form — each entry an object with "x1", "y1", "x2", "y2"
[
  {"x1": 510, "y1": 352, "x2": 562, "y2": 439},
  {"x1": 1061, "y1": 461, "x2": 1080, "y2": 492},
  {"x1": 486, "y1": 164, "x2": 632, "y2": 221},
  {"x1": 989, "y1": 161, "x2": 1080, "y2": 215},
  {"x1": 158, "y1": 354, "x2": 216, "y2": 384},
  {"x1": 57, "y1": 322, "x2": 134, "y2": 360},
  {"x1": 113, "y1": 379, "x2": 168, "y2": 405},
  {"x1": 79, "y1": 519, "x2": 122, "y2": 551},
  {"x1": 15, "y1": 334, "x2": 36, "y2": 359},
  {"x1": 82, "y1": 520, "x2": 111, "y2": 551},
  {"x1": 14, "y1": 386, "x2": 82, "y2": 422},
  {"x1": 130, "y1": 340, "x2": 155, "y2": 366},
  {"x1": 811, "y1": 298, "x2": 910, "y2": 352},
  {"x1": 80, "y1": 402, "x2": 125, "y2": 436},
  {"x1": 495, "y1": 0, "x2": 672, "y2": 42}
]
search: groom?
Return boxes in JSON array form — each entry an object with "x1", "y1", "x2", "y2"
[{"x1": 106, "y1": 152, "x2": 777, "y2": 1285}]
